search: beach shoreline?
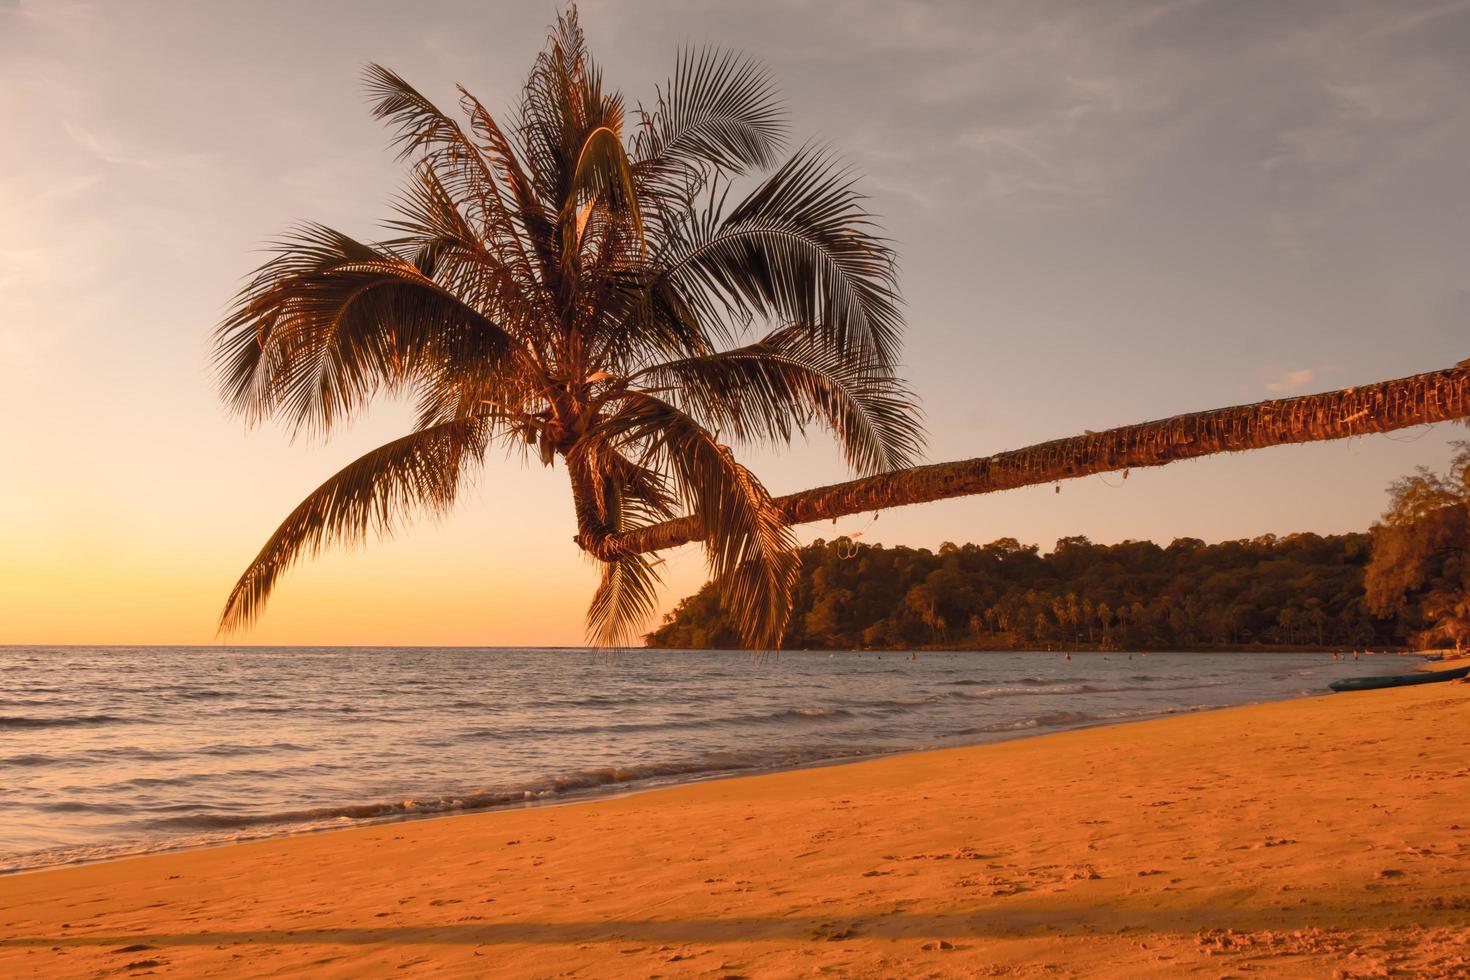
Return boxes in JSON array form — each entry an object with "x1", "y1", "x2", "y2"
[
  {"x1": 2, "y1": 649, "x2": 1416, "y2": 878},
  {"x1": 0, "y1": 695, "x2": 1325, "y2": 880},
  {"x1": 2, "y1": 659, "x2": 1466, "y2": 978}
]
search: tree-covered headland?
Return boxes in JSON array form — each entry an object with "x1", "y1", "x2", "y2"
[{"x1": 649, "y1": 447, "x2": 1470, "y2": 652}]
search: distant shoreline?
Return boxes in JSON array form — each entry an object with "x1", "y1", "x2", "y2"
[{"x1": 650, "y1": 642, "x2": 1431, "y2": 655}]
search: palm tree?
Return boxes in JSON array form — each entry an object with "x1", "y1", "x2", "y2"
[
  {"x1": 215, "y1": 8, "x2": 924, "y2": 649},
  {"x1": 612, "y1": 362, "x2": 1470, "y2": 557}
]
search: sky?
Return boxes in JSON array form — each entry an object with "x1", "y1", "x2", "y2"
[{"x1": 3, "y1": 0, "x2": 1469, "y2": 647}]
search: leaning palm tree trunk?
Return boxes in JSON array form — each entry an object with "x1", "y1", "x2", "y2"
[{"x1": 607, "y1": 364, "x2": 1470, "y2": 556}]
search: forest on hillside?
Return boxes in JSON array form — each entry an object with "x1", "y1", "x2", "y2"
[{"x1": 647, "y1": 533, "x2": 1399, "y2": 651}]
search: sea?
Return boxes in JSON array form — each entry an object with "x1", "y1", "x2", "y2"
[{"x1": 0, "y1": 645, "x2": 1406, "y2": 873}]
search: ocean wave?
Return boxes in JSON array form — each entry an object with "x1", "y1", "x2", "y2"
[
  {"x1": 76, "y1": 745, "x2": 192, "y2": 763},
  {"x1": 140, "y1": 747, "x2": 874, "y2": 835},
  {"x1": 0, "y1": 698, "x2": 86, "y2": 709},
  {"x1": 228, "y1": 704, "x2": 385, "y2": 719},
  {"x1": 197, "y1": 741, "x2": 312, "y2": 757},
  {"x1": 36, "y1": 800, "x2": 135, "y2": 814},
  {"x1": 173, "y1": 688, "x2": 236, "y2": 701},
  {"x1": 947, "y1": 684, "x2": 1092, "y2": 699},
  {"x1": 436, "y1": 682, "x2": 1239, "y2": 740},
  {"x1": 459, "y1": 705, "x2": 862, "y2": 740},
  {"x1": 946, "y1": 679, "x2": 1225, "y2": 700},
  {"x1": 961, "y1": 709, "x2": 1133, "y2": 735},
  {"x1": 0, "y1": 713, "x2": 132, "y2": 730},
  {"x1": 104, "y1": 762, "x2": 339, "y2": 791}
]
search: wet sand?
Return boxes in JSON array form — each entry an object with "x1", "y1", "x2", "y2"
[{"x1": 2, "y1": 659, "x2": 1466, "y2": 978}]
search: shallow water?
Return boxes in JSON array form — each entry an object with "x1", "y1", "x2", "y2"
[{"x1": 0, "y1": 645, "x2": 1404, "y2": 871}]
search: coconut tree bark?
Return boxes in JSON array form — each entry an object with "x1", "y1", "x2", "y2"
[{"x1": 605, "y1": 363, "x2": 1470, "y2": 556}]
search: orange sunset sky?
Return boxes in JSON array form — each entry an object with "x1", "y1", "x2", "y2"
[{"x1": 4, "y1": 0, "x2": 1469, "y2": 646}]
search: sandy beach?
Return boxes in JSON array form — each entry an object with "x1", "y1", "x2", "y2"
[{"x1": 2, "y1": 662, "x2": 1466, "y2": 979}]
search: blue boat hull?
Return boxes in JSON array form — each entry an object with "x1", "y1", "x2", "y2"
[{"x1": 1329, "y1": 664, "x2": 1470, "y2": 692}]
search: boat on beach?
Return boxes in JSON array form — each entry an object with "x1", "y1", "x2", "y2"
[{"x1": 1328, "y1": 663, "x2": 1470, "y2": 692}]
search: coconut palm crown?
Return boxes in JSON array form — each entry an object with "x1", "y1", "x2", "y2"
[{"x1": 215, "y1": 7, "x2": 925, "y2": 649}]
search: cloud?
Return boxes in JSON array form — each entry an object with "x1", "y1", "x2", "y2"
[
  {"x1": 642, "y1": 0, "x2": 1470, "y2": 237},
  {"x1": 1264, "y1": 366, "x2": 1344, "y2": 393},
  {"x1": 61, "y1": 120, "x2": 216, "y2": 177}
]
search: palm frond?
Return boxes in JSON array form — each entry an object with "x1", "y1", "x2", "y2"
[
  {"x1": 595, "y1": 392, "x2": 798, "y2": 650},
  {"x1": 366, "y1": 63, "x2": 478, "y2": 164},
  {"x1": 516, "y1": 5, "x2": 606, "y2": 207},
  {"x1": 386, "y1": 165, "x2": 523, "y2": 315},
  {"x1": 586, "y1": 260, "x2": 721, "y2": 375},
  {"x1": 635, "y1": 324, "x2": 925, "y2": 475},
  {"x1": 219, "y1": 416, "x2": 493, "y2": 632},
  {"x1": 367, "y1": 65, "x2": 549, "y2": 291},
  {"x1": 365, "y1": 64, "x2": 501, "y2": 222},
  {"x1": 565, "y1": 124, "x2": 645, "y2": 257},
  {"x1": 457, "y1": 86, "x2": 558, "y2": 270},
  {"x1": 587, "y1": 549, "x2": 665, "y2": 649},
  {"x1": 214, "y1": 223, "x2": 525, "y2": 437},
  {"x1": 658, "y1": 146, "x2": 903, "y2": 366},
  {"x1": 635, "y1": 46, "x2": 786, "y2": 179}
]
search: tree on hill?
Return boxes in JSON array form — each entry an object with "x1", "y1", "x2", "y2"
[{"x1": 1365, "y1": 442, "x2": 1470, "y2": 650}]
